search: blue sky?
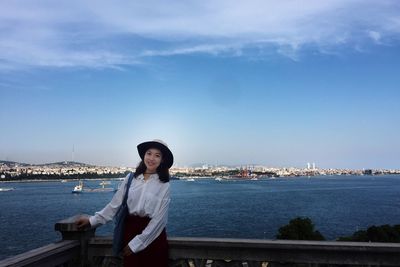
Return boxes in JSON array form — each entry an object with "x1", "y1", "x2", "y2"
[{"x1": 1, "y1": 0, "x2": 399, "y2": 169}]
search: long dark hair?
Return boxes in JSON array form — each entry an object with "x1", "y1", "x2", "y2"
[{"x1": 134, "y1": 160, "x2": 170, "y2": 183}]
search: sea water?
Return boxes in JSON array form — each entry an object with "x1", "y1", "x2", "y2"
[{"x1": 1, "y1": 175, "x2": 400, "y2": 260}]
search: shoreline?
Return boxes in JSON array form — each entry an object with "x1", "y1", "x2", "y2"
[
  {"x1": 1, "y1": 174, "x2": 399, "y2": 184},
  {"x1": 0, "y1": 177, "x2": 124, "y2": 183}
]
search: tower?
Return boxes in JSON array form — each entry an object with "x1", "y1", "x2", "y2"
[{"x1": 71, "y1": 145, "x2": 75, "y2": 163}]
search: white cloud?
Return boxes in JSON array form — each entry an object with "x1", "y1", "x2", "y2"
[
  {"x1": 141, "y1": 43, "x2": 244, "y2": 57},
  {"x1": 368, "y1": 31, "x2": 381, "y2": 43},
  {"x1": 0, "y1": 0, "x2": 399, "y2": 69}
]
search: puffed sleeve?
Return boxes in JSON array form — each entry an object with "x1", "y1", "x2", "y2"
[
  {"x1": 128, "y1": 183, "x2": 170, "y2": 253},
  {"x1": 89, "y1": 173, "x2": 130, "y2": 227}
]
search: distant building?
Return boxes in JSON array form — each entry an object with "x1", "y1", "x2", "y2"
[{"x1": 363, "y1": 169, "x2": 373, "y2": 175}]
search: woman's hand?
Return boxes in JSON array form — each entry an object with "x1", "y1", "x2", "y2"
[
  {"x1": 75, "y1": 216, "x2": 90, "y2": 230},
  {"x1": 123, "y1": 245, "x2": 133, "y2": 256}
]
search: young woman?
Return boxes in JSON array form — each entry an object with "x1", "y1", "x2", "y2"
[{"x1": 76, "y1": 139, "x2": 173, "y2": 266}]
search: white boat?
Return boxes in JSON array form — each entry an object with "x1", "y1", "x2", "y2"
[
  {"x1": 88, "y1": 187, "x2": 115, "y2": 193},
  {"x1": 250, "y1": 177, "x2": 258, "y2": 180},
  {"x1": 0, "y1": 187, "x2": 15, "y2": 192},
  {"x1": 61, "y1": 179, "x2": 68, "y2": 183},
  {"x1": 72, "y1": 181, "x2": 83, "y2": 193},
  {"x1": 215, "y1": 177, "x2": 223, "y2": 181},
  {"x1": 99, "y1": 180, "x2": 111, "y2": 186},
  {"x1": 72, "y1": 181, "x2": 116, "y2": 193},
  {"x1": 186, "y1": 178, "x2": 195, "y2": 182}
]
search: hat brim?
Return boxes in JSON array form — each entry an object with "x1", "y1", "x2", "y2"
[{"x1": 137, "y1": 141, "x2": 174, "y2": 169}]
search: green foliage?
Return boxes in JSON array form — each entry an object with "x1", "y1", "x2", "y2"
[
  {"x1": 338, "y1": 224, "x2": 400, "y2": 242},
  {"x1": 276, "y1": 217, "x2": 325, "y2": 241}
]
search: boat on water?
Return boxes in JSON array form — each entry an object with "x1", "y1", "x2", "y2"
[
  {"x1": 72, "y1": 181, "x2": 116, "y2": 193},
  {"x1": 186, "y1": 178, "x2": 195, "y2": 182},
  {"x1": 99, "y1": 180, "x2": 111, "y2": 186},
  {"x1": 0, "y1": 187, "x2": 14, "y2": 192},
  {"x1": 72, "y1": 181, "x2": 83, "y2": 193}
]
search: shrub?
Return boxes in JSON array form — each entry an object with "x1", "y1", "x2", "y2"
[
  {"x1": 338, "y1": 224, "x2": 400, "y2": 242},
  {"x1": 276, "y1": 217, "x2": 325, "y2": 241}
]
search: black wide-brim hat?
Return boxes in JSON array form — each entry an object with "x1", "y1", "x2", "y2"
[{"x1": 137, "y1": 139, "x2": 174, "y2": 169}]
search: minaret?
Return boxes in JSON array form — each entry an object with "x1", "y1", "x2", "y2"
[{"x1": 71, "y1": 145, "x2": 75, "y2": 163}]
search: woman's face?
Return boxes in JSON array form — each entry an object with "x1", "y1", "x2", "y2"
[{"x1": 144, "y1": 148, "x2": 162, "y2": 172}]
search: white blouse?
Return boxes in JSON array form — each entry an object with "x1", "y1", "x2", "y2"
[{"x1": 89, "y1": 173, "x2": 170, "y2": 253}]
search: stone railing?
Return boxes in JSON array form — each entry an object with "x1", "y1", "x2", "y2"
[{"x1": 1, "y1": 215, "x2": 400, "y2": 266}]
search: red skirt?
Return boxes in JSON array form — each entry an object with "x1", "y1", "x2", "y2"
[{"x1": 123, "y1": 215, "x2": 169, "y2": 267}]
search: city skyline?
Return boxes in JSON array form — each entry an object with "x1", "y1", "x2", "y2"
[
  {"x1": 0, "y1": 158, "x2": 362, "y2": 170},
  {"x1": 1, "y1": 158, "x2": 399, "y2": 172},
  {"x1": 1, "y1": 1, "x2": 400, "y2": 169}
]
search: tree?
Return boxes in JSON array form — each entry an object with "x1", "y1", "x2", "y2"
[
  {"x1": 338, "y1": 224, "x2": 400, "y2": 242},
  {"x1": 276, "y1": 217, "x2": 325, "y2": 241}
]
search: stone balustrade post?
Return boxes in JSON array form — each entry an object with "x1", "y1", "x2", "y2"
[{"x1": 55, "y1": 214, "x2": 96, "y2": 267}]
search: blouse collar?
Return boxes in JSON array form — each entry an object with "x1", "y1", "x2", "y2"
[{"x1": 138, "y1": 173, "x2": 159, "y2": 181}]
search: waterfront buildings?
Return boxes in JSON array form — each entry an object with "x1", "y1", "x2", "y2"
[{"x1": 0, "y1": 161, "x2": 399, "y2": 180}]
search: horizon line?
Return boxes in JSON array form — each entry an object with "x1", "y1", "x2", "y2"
[{"x1": 1, "y1": 159, "x2": 399, "y2": 171}]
